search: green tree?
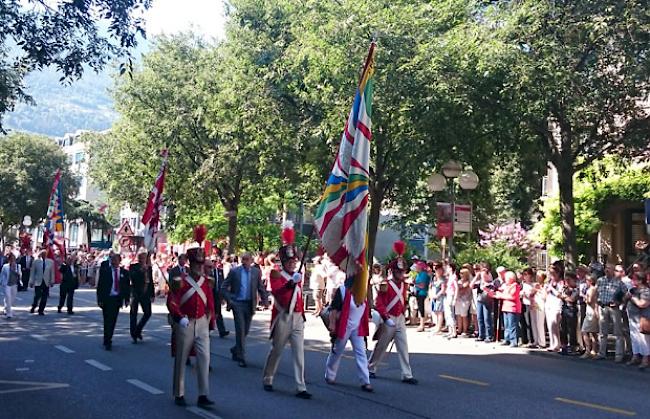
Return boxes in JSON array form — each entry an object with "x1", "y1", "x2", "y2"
[
  {"x1": 0, "y1": 0, "x2": 152, "y2": 130},
  {"x1": 0, "y1": 132, "x2": 78, "y2": 242},
  {"x1": 87, "y1": 35, "x2": 296, "y2": 252},
  {"x1": 477, "y1": 1, "x2": 650, "y2": 269},
  {"x1": 67, "y1": 199, "x2": 113, "y2": 247}
]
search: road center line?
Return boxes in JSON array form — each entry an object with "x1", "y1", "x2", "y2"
[
  {"x1": 54, "y1": 345, "x2": 75, "y2": 354},
  {"x1": 186, "y1": 406, "x2": 223, "y2": 419},
  {"x1": 84, "y1": 359, "x2": 112, "y2": 371},
  {"x1": 438, "y1": 374, "x2": 489, "y2": 387},
  {"x1": 555, "y1": 397, "x2": 636, "y2": 416},
  {"x1": 126, "y1": 379, "x2": 164, "y2": 395},
  {"x1": 30, "y1": 334, "x2": 46, "y2": 341},
  {"x1": 15, "y1": 368, "x2": 29, "y2": 371}
]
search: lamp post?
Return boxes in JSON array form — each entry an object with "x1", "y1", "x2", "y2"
[{"x1": 427, "y1": 161, "x2": 479, "y2": 260}]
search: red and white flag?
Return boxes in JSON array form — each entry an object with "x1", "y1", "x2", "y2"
[{"x1": 142, "y1": 150, "x2": 168, "y2": 252}]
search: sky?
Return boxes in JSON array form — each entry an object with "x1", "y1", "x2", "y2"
[{"x1": 144, "y1": 0, "x2": 227, "y2": 40}]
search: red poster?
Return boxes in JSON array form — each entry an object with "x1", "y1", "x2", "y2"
[{"x1": 437, "y1": 203, "x2": 453, "y2": 238}]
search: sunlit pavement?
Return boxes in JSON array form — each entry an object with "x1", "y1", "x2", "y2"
[{"x1": 0, "y1": 287, "x2": 646, "y2": 419}]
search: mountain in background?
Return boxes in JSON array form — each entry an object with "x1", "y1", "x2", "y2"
[{"x1": 4, "y1": 67, "x2": 119, "y2": 138}]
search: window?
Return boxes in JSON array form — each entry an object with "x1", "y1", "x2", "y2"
[
  {"x1": 70, "y1": 223, "x2": 79, "y2": 245},
  {"x1": 91, "y1": 229, "x2": 104, "y2": 242},
  {"x1": 74, "y1": 152, "x2": 84, "y2": 164}
]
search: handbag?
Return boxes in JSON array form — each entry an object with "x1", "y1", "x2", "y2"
[{"x1": 640, "y1": 316, "x2": 650, "y2": 335}]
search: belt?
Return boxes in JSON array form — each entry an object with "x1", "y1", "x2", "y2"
[{"x1": 598, "y1": 302, "x2": 617, "y2": 308}]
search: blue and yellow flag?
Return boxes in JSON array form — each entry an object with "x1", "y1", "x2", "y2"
[{"x1": 314, "y1": 42, "x2": 375, "y2": 305}]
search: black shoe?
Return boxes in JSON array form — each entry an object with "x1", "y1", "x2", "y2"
[
  {"x1": 402, "y1": 377, "x2": 418, "y2": 385},
  {"x1": 360, "y1": 384, "x2": 374, "y2": 393},
  {"x1": 296, "y1": 391, "x2": 312, "y2": 399},
  {"x1": 209, "y1": 366, "x2": 213, "y2": 372},
  {"x1": 186, "y1": 358, "x2": 191, "y2": 366},
  {"x1": 263, "y1": 384, "x2": 273, "y2": 392},
  {"x1": 219, "y1": 331, "x2": 230, "y2": 338},
  {"x1": 30, "y1": 307, "x2": 35, "y2": 314},
  {"x1": 132, "y1": 335, "x2": 138, "y2": 344},
  {"x1": 174, "y1": 396, "x2": 187, "y2": 407},
  {"x1": 475, "y1": 338, "x2": 484, "y2": 342},
  {"x1": 38, "y1": 312, "x2": 44, "y2": 316},
  {"x1": 67, "y1": 311, "x2": 74, "y2": 315},
  {"x1": 238, "y1": 360, "x2": 247, "y2": 368},
  {"x1": 369, "y1": 372, "x2": 376, "y2": 379},
  {"x1": 57, "y1": 307, "x2": 62, "y2": 313},
  {"x1": 104, "y1": 343, "x2": 112, "y2": 351},
  {"x1": 197, "y1": 396, "x2": 215, "y2": 408}
]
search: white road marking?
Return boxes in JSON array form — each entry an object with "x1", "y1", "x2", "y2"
[
  {"x1": 84, "y1": 359, "x2": 112, "y2": 371},
  {"x1": 24, "y1": 360, "x2": 34, "y2": 363},
  {"x1": 30, "y1": 334, "x2": 46, "y2": 341},
  {"x1": 186, "y1": 406, "x2": 223, "y2": 419},
  {"x1": 0, "y1": 380, "x2": 69, "y2": 394},
  {"x1": 15, "y1": 368, "x2": 29, "y2": 371},
  {"x1": 54, "y1": 345, "x2": 75, "y2": 354},
  {"x1": 126, "y1": 379, "x2": 164, "y2": 395}
]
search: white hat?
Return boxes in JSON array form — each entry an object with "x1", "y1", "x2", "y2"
[{"x1": 496, "y1": 266, "x2": 506, "y2": 273}]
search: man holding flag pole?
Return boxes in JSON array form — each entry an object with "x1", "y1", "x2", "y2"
[{"x1": 315, "y1": 40, "x2": 376, "y2": 393}]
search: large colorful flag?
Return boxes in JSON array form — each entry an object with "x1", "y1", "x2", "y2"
[
  {"x1": 314, "y1": 42, "x2": 376, "y2": 305},
  {"x1": 142, "y1": 150, "x2": 168, "y2": 252},
  {"x1": 43, "y1": 169, "x2": 65, "y2": 251},
  {"x1": 43, "y1": 169, "x2": 65, "y2": 283}
]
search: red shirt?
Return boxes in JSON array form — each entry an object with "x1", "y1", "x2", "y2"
[
  {"x1": 269, "y1": 269, "x2": 304, "y2": 329},
  {"x1": 374, "y1": 279, "x2": 407, "y2": 319},
  {"x1": 167, "y1": 273, "x2": 215, "y2": 321}
]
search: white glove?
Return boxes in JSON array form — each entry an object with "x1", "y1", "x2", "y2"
[
  {"x1": 292, "y1": 273, "x2": 302, "y2": 283},
  {"x1": 385, "y1": 318, "x2": 396, "y2": 327},
  {"x1": 179, "y1": 316, "x2": 190, "y2": 329}
]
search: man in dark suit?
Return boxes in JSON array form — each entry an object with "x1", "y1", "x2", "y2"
[
  {"x1": 210, "y1": 255, "x2": 229, "y2": 338},
  {"x1": 97, "y1": 253, "x2": 130, "y2": 350},
  {"x1": 222, "y1": 252, "x2": 269, "y2": 367},
  {"x1": 168, "y1": 254, "x2": 188, "y2": 284},
  {"x1": 129, "y1": 252, "x2": 154, "y2": 343},
  {"x1": 18, "y1": 247, "x2": 33, "y2": 291},
  {"x1": 58, "y1": 255, "x2": 79, "y2": 314}
]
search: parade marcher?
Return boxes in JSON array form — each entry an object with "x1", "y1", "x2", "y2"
[
  {"x1": 58, "y1": 254, "x2": 79, "y2": 314},
  {"x1": 210, "y1": 253, "x2": 230, "y2": 338},
  {"x1": 29, "y1": 249, "x2": 55, "y2": 315},
  {"x1": 325, "y1": 270, "x2": 373, "y2": 393},
  {"x1": 368, "y1": 253, "x2": 418, "y2": 384},
  {"x1": 129, "y1": 251, "x2": 154, "y2": 343},
  {"x1": 168, "y1": 254, "x2": 188, "y2": 284},
  {"x1": 222, "y1": 251, "x2": 269, "y2": 368},
  {"x1": 18, "y1": 247, "x2": 33, "y2": 292},
  {"x1": 167, "y1": 225, "x2": 216, "y2": 408},
  {"x1": 262, "y1": 221, "x2": 312, "y2": 399},
  {"x1": 1, "y1": 253, "x2": 21, "y2": 318},
  {"x1": 97, "y1": 253, "x2": 130, "y2": 350}
]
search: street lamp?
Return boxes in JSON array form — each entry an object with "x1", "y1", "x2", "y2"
[{"x1": 428, "y1": 161, "x2": 479, "y2": 260}]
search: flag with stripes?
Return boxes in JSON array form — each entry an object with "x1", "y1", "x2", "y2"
[
  {"x1": 142, "y1": 150, "x2": 168, "y2": 252},
  {"x1": 314, "y1": 42, "x2": 376, "y2": 305},
  {"x1": 43, "y1": 169, "x2": 65, "y2": 251}
]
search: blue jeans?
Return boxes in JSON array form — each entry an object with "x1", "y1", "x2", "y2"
[
  {"x1": 477, "y1": 300, "x2": 493, "y2": 340},
  {"x1": 504, "y1": 312, "x2": 520, "y2": 345}
]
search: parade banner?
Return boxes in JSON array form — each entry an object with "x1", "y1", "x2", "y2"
[
  {"x1": 314, "y1": 42, "x2": 375, "y2": 305},
  {"x1": 43, "y1": 169, "x2": 65, "y2": 283},
  {"x1": 142, "y1": 150, "x2": 168, "y2": 252},
  {"x1": 436, "y1": 202, "x2": 453, "y2": 239}
]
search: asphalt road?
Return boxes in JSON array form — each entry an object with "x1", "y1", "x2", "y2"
[{"x1": 0, "y1": 286, "x2": 647, "y2": 419}]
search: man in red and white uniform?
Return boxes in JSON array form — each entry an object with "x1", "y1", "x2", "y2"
[
  {"x1": 368, "y1": 258, "x2": 418, "y2": 384},
  {"x1": 167, "y1": 244, "x2": 216, "y2": 408},
  {"x1": 325, "y1": 271, "x2": 373, "y2": 393},
  {"x1": 262, "y1": 227, "x2": 312, "y2": 399}
]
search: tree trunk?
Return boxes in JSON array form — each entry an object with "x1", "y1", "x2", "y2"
[
  {"x1": 556, "y1": 158, "x2": 577, "y2": 271},
  {"x1": 226, "y1": 207, "x2": 238, "y2": 254},
  {"x1": 367, "y1": 186, "x2": 383, "y2": 268}
]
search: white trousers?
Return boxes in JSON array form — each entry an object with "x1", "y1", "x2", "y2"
[
  {"x1": 263, "y1": 312, "x2": 307, "y2": 392},
  {"x1": 368, "y1": 314, "x2": 413, "y2": 379},
  {"x1": 530, "y1": 308, "x2": 546, "y2": 347},
  {"x1": 3, "y1": 285, "x2": 17, "y2": 318},
  {"x1": 325, "y1": 327, "x2": 369, "y2": 385},
  {"x1": 545, "y1": 307, "x2": 561, "y2": 350},
  {"x1": 444, "y1": 302, "x2": 456, "y2": 336},
  {"x1": 173, "y1": 315, "x2": 210, "y2": 398}
]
